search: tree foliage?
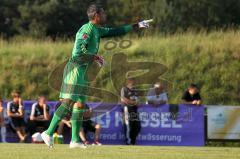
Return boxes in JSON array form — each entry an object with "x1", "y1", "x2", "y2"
[{"x1": 1, "y1": 0, "x2": 240, "y2": 38}]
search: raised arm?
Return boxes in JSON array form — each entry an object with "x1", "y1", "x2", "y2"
[
  {"x1": 18, "y1": 98, "x2": 24, "y2": 117},
  {"x1": 30, "y1": 103, "x2": 36, "y2": 120},
  {"x1": 43, "y1": 104, "x2": 50, "y2": 120},
  {"x1": 98, "y1": 24, "x2": 133, "y2": 38},
  {"x1": 0, "y1": 100, "x2": 3, "y2": 113}
]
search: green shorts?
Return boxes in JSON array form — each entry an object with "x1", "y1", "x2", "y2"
[{"x1": 59, "y1": 62, "x2": 89, "y2": 103}]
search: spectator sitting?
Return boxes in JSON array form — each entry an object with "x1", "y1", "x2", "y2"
[
  {"x1": 182, "y1": 84, "x2": 202, "y2": 105},
  {"x1": 28, "y1": 95, "x2": 50, "y2": 135},
  {"x1": 7, "y1": 90, "x2": 27, "y2": 142},
  {"x1": 80, "y1": 104, "x2": 102, "y2": 146},
  {"x1": 147, "y1": 82, "x2": 168, "y2": 106},
  {"x1": 0, "y1": 97, "x2": 7, "y2": 142}
]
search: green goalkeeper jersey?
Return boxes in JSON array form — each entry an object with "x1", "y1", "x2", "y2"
[{"x1": 70, "y1": 21, "x2": 133, "y2": 64}]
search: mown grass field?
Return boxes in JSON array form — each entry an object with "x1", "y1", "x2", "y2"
[
  {"x1": 0, "y1": 143, "x2": 239, "y2": 159},
  {"x1": 0, "y1": 31, "x2": 240, "y2": 105}
]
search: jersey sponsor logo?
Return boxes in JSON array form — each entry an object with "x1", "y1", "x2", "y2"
[{"x1": 82, "y1": 33, "x2": 88, "y2": 39}]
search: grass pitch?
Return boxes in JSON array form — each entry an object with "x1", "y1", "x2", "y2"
[{"x1": 0, "y1": 143, "x2": 239, "y2": 159}]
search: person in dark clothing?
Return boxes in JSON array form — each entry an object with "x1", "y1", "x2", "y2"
[
  {"x1": 121, "y1": 78, "x2": 141, "y2": 145},
  {"x1": 28, "y1": 96, "x2": 50, "y2": 135},
  {"x1": 7, "y1": 90, "x2": 27, "y2": 142},
  {"x1": 182, "y1": 84, "x2": 202, "y2": 105},
  {"x1": 79, "y1": 104, "x2": 102, "y2": 146}
]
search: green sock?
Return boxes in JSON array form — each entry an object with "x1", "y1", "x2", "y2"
[
  {"x1": 71, "y1": 107, "x2": 84, "y2": 143},
  {"x1": 46, "y1": 103, "x2": 71, "y2": 136}
]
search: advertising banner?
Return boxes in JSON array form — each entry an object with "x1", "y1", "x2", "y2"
[
  {"x1": 207, "y1": 105, "x2": 240, "y2": 140},
  {"x1": 88, "y1": 103, "x2": 205, "y2": 146},
  {"x1": 3, "y1": 101, "x2": 205, "y2": 146}
]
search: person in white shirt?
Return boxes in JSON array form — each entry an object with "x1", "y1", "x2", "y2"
[{"x1": 147, "y1": 82, "x2": 168, "y2": 106}]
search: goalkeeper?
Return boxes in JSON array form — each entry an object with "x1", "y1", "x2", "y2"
[{"x1": 41, "y1": 4, "x2": 151, "y2": 148}]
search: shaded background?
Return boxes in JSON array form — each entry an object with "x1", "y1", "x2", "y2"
[{"x1": 1, "y1": 0, "x2": 240, "y2": 38}]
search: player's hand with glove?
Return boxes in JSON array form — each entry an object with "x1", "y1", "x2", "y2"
[
  {"x1": 133, "y1": 19, "x2": 153, "y2": 29},
  {"x1": 93, "y1": 54, "x2": 105, "y2": 67}
]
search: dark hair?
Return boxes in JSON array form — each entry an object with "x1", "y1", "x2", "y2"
[
  {"x1": 126, "y1": 77, "x2": 135, "y2": 84},
  {"x1": 11, "y1": 90, "x2": 21, "y2": 97},
  {"x1": 189, "y1": 83, "x2": 198, "y2": 89},
  {"x1": 87, "y1": 4, "x2": 103, "y2": 20}
]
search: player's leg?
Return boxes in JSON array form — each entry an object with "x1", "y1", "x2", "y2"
[
  {"x1": 27, "y1": 120, "x2": 35, "y2": 135},
  {"x1": 11, "y1": 118, "x2": 25, "y2": 141},
  {"x1": 18, "y1": 118, "x2": 27, "y2": 142},
  {"x1": 42, "y1": 120, "x2": 50, "y2": 130},
  {"x1": 56, "y1": 121, "x2": 65, "y2": 135},
  {"x1": 0, "y1": 115, "x2": 7, "y2": 143},
  {"x1": 0, "y1": 123, "x2": 7, "y2": 143},
  {"x1": 79, "y1": 120, "x2": 92, "y2": 145},
  {"x1": 45, "y1": 99, "x2": 73, "y2": 136},
  {"x1": 41, "y1": 99, "x2": 73, "y2": 147},
  {"x1": 20, "y1": 126, "x2": 27, "y2": 142},
  {"x1": 123, "y1": 106, "x2": 131, "y2": 145},
  {"x1": 15, "y1": 128, "x2": 22, "y2": 139},
  {"x1": 70, "y1": 101, "x2": 84, "y2": 143},
  {"x1": 43, "y1": 62, "x2": 75, "y2": 137},
  {"x1": 129, "y1": 119, "x2": 135, "y2": 145},
  {"x1": 0, "y1": 126, "x2": 6, "y2": 143},
  {"x1": 135, "y1": 117, "x2": 141, "y2": 140},
  {"x1": 15, "y1": 127, "x2": 25, "y2": 141},
  {"x1": 127, "y1": 109, "x2": 138, "y2": 145},
  {"x1": 93, "y1": 123, "x2": 102, "y2": 145},
  {"x1": 69, "y1": 99, "x2": 86, "y2": 148},
  {"x1": 130, "y1": 121, "x2": 138, "y2": 145},
  {"x1": 130, "y1": 112, "x2": 141, "y2": 145},
  {"x1": 79, "y1": 128, "x2": 88, "y2": 145}
]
